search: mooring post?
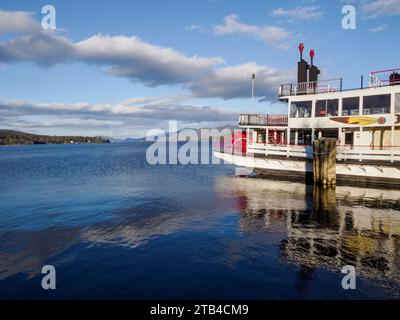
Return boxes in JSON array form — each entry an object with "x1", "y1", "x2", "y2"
[
  {"x1": 321, "y1": 139, "x2": 328, "y2": 185},
  {"x1": 313, "y1": 140, "x2": 320, "y2": 184},
  {"x1": 313, "y1": 137, "x2": 337, "y2": 186},
  {"x1": 328, "y1": 138, "x2": 337, "y2": 186},
  {"x1": 312, "y1": 184, "x2": 337, "y2": 224}
]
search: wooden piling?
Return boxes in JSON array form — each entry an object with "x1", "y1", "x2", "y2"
[
  {"x1": 328, "y1": 138, "x2": 337, "y2": 185},
  {"x1": 314, "y1": 138, "x2": 321, "y2": 185},
  {"x1": 312, "y1": 184, "x2": 338, "y2": 227},
  {"x1": 313, "y1": 137, "x2": 337, "y2": 186}
]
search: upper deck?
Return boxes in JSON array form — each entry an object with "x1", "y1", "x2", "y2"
[
  {"x1": 241, "y1": 70, "x2": 400, "y2": 131},
  {"x1": 278, "y1": 68, "x2": 400, "y2": 101}
]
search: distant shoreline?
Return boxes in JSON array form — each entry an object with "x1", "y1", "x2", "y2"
[
  {"x1": 0, "y1": 142, "x2": 110, "y2": 147},
  {"x1": 0, "y1": 129, "x2": 110, "y2": 146}
]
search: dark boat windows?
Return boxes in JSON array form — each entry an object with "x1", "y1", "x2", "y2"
[
  {"x1": 297, "y1": 129, "x2": 312, "y2": 145},
  {"x1": 314, "y1": 129, "x2": 339, "y2": 139},
  {"x1": 290, "y1": 129, "x2": 312, "y2": 145},
  {"x1": 315, "y1": 99, "x2": 339, "y2": 117},
  {"x1": 345, "y1": 132, "x2": 354, "y2": 145},
  {"x1": 255, "y1": 129, "x2": 266, "y2": 144},
  {"x1": 290, "y1": 101, "x2": 312, "y2": 118},
  {"x1": 363, "y1": 94, "x2": 391, "y2": 115},
  {"x1": 342, "y1": 97, "x2": 359, "y2": 116}
]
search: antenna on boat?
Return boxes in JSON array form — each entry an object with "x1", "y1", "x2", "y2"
[{"x1": 251, "y1": 73, "x2": 256, "y2": 100}]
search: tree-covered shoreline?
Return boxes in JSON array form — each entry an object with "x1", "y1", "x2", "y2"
[{"x1": 0, "y1": 130, "x2": 110, "y2": 146}]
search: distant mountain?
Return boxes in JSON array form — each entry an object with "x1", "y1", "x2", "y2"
[
  {"x1": 126, "y1": 125, "x2": 238, "y2": 142},
  {"x1": 123, "y1": 137, "x2": 143, "y2": 143},
  {"x1": 0, "y1": 130, "x2": 110, "y2": 146},
  {"x1": 98, "y1": 136, "x2": 123, "y2": 143}
]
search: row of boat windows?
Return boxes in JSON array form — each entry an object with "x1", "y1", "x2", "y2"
[
  {"x1": 287, "y1": 127, "x2": 398, "y2": 148},
  {"x1": 289, "y1": 129, "x2": 338, "y2": 146},
  {"x1": 290, "y1": 94, "x2": 399, "y2": 118}
]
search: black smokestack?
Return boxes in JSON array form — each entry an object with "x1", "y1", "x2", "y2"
[
  {"x1": 308, "y1": 49, "x2": 320, "y2": 83},
  {"x1": 297, "y1": 43, "x2": 309, "y2": 84}
]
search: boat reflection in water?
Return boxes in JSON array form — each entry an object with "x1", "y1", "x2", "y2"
[{"x1": 215, "y1": 177, "x2": 400, "y2": 294}]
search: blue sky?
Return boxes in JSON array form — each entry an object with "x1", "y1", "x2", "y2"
[{"x1": 0, "y1": 0, "x2": 399, "y2": 137}]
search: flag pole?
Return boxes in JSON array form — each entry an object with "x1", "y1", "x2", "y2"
[{"x1": 251, "y1": 73, "x2": 255, "y2": 100}]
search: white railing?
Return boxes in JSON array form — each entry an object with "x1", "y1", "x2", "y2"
[
  {"x1": 248, "y1": 144, "x2": 313, "y2": 159},
  {"x1": 337, "y1": 148, "x2": 399, "y2": 162},
  {"x1": 247, "y1": 144, "x2": 400, "y2": 162},
  {"x1": 239, "y1": 114, "x2": 288, "y2": 126},
  {"x1": 279, "y1": 78, "x2": 342, "y2": 97},
  {"x1": 266, "y1": 145, "x2": 312, "y2": 158},
  {"x1": 369, "y1": 68, "x2": 400, "y2": 88},
  {"x1": 247, "y1": 143, "x2": 267, "y2": 155}
]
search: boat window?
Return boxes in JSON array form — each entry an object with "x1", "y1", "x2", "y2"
[
  {"x1": 395, "y1": 94, "x2": 400, "y2": 113},
  {"x1": 290, "y1": 101, "x2": 312, "y2": 118},
  {"x1": 342, "y1": 97, "x2": 359, "y2": 116},
  {"x1": 256, "y1": 129, "x2": 266, "y2": 143},
  {"x1": 363, "y1": 94, "x2": 391, "y2": 115},
  {"x1": 317, "y1": 129, "x2": 339, "y2": 139},
  {"x1": 315, "y1": 99, "x2": 339, "y2": 117},
  {"x1": 290, "y1": 131, "x2": 296, "y2": 145},
  {"x1": 297, "y1": 129, "x2": 312, "y2": 145}
]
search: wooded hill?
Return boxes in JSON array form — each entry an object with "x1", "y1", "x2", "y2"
[{"x1": 0, "y1": 130, "x2": 110, "y2": 145}]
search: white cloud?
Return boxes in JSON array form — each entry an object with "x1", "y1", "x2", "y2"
[
  {"x1": 0, "y1": 32, "x2": 74, "y2": 65},
  {"x1": 369, "y1": 24, "x2": 387, "y2": 32},
  {"x1": 185, "y1": 24, "x2": 207, "y2": 33},
  {"x1": 75, "y1": 35, "x2": 224, "y2": 86},
  {"x1": 214, "y1": 15, "x2": 293, "y2": 49},
  {"x1": 0, "y1": 14, "x2": 294, "y2": 100},
  {"x1": 272, "y1": 6, "x2": 323, "y2": 19},
  {"x1": 0, "y1": 96, "x2": 236, "y2": 120},
  {"x1": 0, "y1": 10, "x2": 40, "y2": 34},
  {"x1": 0, "y1": 32, "x2": 224, "y2": 84},
  {"x1": 0, "y1": 96, "x2": 239, "y2": 137},
  {"x1": 188, "y1": 62, "x2": 295, "y2": 100},
  {"x1": 15, "y1": 116, "x2": 123, "y2": 129},
  {"x1": 361, "y1": 0, "x2": 400, "y2": 18}
]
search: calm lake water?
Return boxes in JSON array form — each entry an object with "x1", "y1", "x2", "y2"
[{"x1": 0, "y1": 142, "x2": 399, "y2": 299}]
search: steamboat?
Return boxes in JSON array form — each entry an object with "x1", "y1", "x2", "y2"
[{"x1": 214, "y1": 43, "x2": 400, "y2": 186}]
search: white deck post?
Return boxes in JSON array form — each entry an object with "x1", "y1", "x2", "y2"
[
  {"x1": 359, "y1": 126, "x2": 363, "y2": 162},
  {"x1": 266, "y1": 128, "x2": 269, "y2": 155},
  {"x1": 246, "y1": 128, "x2": 250, "y2": 155},
  {"x1": 391, "y1": 92, "x2": 395, "y2": 162},
  {"x1": 391, "y1": 125, "x2": 395, "y2": 163}
]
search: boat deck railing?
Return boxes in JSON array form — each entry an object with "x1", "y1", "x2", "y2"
[
  {"x1": 370, "y1": 68, "x2": 400, "y2": 87},
  {"x1": 246, "y1": 143, "x2": 400, "y2": 162},
  {"x1": 239, "y1": 114, "x2": 288, "y2": 126},
  {"x1": 279, "y1": 68, "x2": 400, "y2": 97},
  {"x1": 279, "y1": 78, "x2": 342, "y2": 97}
]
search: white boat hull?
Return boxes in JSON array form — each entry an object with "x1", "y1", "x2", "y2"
[{"x1": 214, "y1": 151, "x2": 400, "y2": 186}]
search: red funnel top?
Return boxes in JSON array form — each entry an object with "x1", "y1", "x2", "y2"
[
  {"x1": 310, "y1": 49, "x2": 315, "y2": 65},
  {"x1": 299, "y1": 43, "x2": 304, "y2": 54},
  {"x1": 299, "y1": 43, "x2": 304, "y2": 60}
]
